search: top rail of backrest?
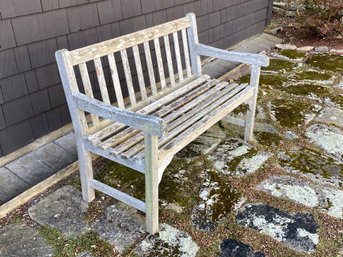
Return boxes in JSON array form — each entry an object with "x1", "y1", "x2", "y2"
[{"x1": 69, "y1": 17, "x2": 191, "y2": 66}]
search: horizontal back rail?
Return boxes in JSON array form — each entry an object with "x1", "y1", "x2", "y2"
[{"x1": 69, "y1": 17, "x2": 191, "y2": 66}]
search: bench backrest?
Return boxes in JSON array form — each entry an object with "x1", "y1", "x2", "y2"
[{"x1": 56, "y1": 13, "x2": 202, "y2": 130}]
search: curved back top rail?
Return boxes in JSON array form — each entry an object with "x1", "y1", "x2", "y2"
[{"x1": 69, "y1": 17, "x2": 191, "y2": 66}]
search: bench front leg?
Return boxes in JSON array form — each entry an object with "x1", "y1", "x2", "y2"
[
  {"x1": 244, "y1": 65, "x2": 261, "y2": 142},
  {"x1": 144, "y1": 132, "x2": 159, "y2": 234}
]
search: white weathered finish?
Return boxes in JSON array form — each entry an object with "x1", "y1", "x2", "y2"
[{"x1": 55, "y1": 13, "x2": 268, "y2": 235}]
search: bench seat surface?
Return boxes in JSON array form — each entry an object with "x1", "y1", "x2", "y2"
[{"x1": 86, "y1": 75, "x2": 253, "y2": 164}]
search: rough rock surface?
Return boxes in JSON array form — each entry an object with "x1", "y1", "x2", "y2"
[
  {"x1": 91, "y1": 203, "x2": 145, "y2": 253},
  {"x1": 0, "y1": 223, "x2": 54, "y2": 257},
  {"x1": 276, "y1": 44, "x2": 297, "y2": 50},
  {"x1": 28, "y1": 186, "x2": 89, "y2": 236},
  {"x1": 236, "y1": 204, "x2": 319, "y2": 253},
  {"x1": 134, "y1": 224, "x2": 199, "y2": 257},
  {"x1": 306, "y1": 124, "x2": 343, "y2": 162},
  {"x1": 219, "y1": 239, "x2": 265, "y2": 257},
  {"x1": 316, "y1": 107, "x2": 343, "y2": 128}
]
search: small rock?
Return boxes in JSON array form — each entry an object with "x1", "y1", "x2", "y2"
[
  {"x1": 77, "y1": 252, "x2": 93, "y2": 257},
  {"x1": 297, "y1": 46, "x2": 314, "y2": 53},
  {"x1": 284, "y1": 131, "x2": 299, "y2": 140},
  {"x1": 28, "y1": 186, "x2": 89, "y2": 236},
  {"x1": 330, "y1": 49, "x2": 343, "y2": 55},
  {"x1": 134, "y1": 224, "x2": 199, "y2": 257},
  {"x1": 314, "y1": 46, "x2": 329, "y2": 53},
  {"x1": 91, "y1": 203, "x2": 145, "y2": 253},
  {"x1": 276, "y1": 44, "x2": 297, "y2": 50},
  {"x1": 236, "y1": 204, "x2": 319, "y2": 253},
  {"x1": 219, "y1": 239, "x2": 265, "y2": 257},
  {"x1": 0, "y1": 223, "x2": 54, "y2": 257}
]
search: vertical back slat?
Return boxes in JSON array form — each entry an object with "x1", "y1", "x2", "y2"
[
  {"x1": 173, "y1": 32, "x2": 184, "y2": 82},
  {"x1": 132, "y1": 45, "x2": 148, "y2": 100},
  {"x1": 143, "y1": 42, "x2": 157, "y2": 96},
  {"x1": 94, "y1": 57, "x2": 110, "y2": 105},
  {"x1": 120, "y1": 49, "x2": 137, "y2": 106},
  {"x1": 181, "y1": 29, "x2": 192, "y2": 78},
  {"x1": 153, "y1": 38, "x2": 166, "y2": 90},
  {"x1": 79, "y1": 63, "x2": 100, "y2": 125},
  {"x1": 107, "y1": 53, "x2": 125, "y2": 109},
  {"x1": 163, "y1": 35, "x2": 175, "y2": 87}
]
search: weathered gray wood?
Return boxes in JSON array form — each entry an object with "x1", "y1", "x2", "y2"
[
  {"x1": 133, "y1": 45, "x2": 148, "y2": 100},
  {"x1": 94, "y1": 58, "x2": 111, "y2": 105},
  {"x1": 173, "y1": 32, "x2": 184, "y2": 82},
  {"x1": 73, "y1": 93, "x2": 166, "y2": 136},
  {"x1": 244, "y1": 65, "x2": 261, "y2": 141},
  {"x1": 195, "y1": 43, "x2": 269, "y2": 67},
  {"x1": 107, "y1": 53, "x2": 125, "y2": 108},
  {"x1": 79, "y1": 63, "x2": 100, "y2": 126},
  {"x1": 69, "y1": 17, "x2": 191, "y2": 65},
  {"x1": 121, "y1": 49, "x2": 137, "y2": 106},
  {"x1": 90, "y1": 179, "x2": 146, "y2": 212},
  {"x1": 144, "y1": 133, "x2": 159, "y2": 234},
  {"x1": 143, "y1": 42, "x2": 157, "y2": 95},
  {"x1": 181, "y1": 29, "x2": 192, "y2": 78},
  {"x1": 186, "y1": 13, "x2": 202, "y2": 77},
  {"x1": 154, "y1": 38, "x2": 166, "y2": 90},
  {"x1": 163, "y1": 35, "x2": 175, "y2": 87},
  {"x1": 55, "y1": 49, "x2": 95, "y2": 202}
]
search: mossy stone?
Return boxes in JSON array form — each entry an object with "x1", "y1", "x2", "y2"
[
  {"x1": 283, "y1": 84, "x2": 331, "y2": 97},
  {"x1": 255, "y1": 131, "x2": 283, "y2": 147},
  {"x1": 279, "y1": 49, "x2": 306, "y2": 59},
  {"x1": 262, "y1": 59, "x2": 295, "y2": 72},
  {"x1": 307, "y1": 54, "x2": 343, "y2": 72},
  {"x1": 239, "y1": 74, "x2": 287, "y2": 88},
  {"x1": 293, "y1": 71, "x2": 332, "y2": 81}
]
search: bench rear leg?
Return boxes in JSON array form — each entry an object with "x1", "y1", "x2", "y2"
[
  {"x1": 144, "y1": 133, "x2": 159, "y2": 234},
  {"x1": 244, "y1": 65, "x2": 261, "y2": 142},
  {"x1": 78, "y1": 141, "x2": 95, "y2": 202}
]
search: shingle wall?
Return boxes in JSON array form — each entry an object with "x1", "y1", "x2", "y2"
[{"x1": 0, "y1": 0, "x2": 272, "y2": 156}]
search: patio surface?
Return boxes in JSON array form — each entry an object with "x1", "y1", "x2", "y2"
[{"x1": 1, "y1": 43, "x2": 343, "y2": 257}]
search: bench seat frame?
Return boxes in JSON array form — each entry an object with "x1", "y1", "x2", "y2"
[{"x1": 56, "y1": 13, "x2": 269, "y2": 234}]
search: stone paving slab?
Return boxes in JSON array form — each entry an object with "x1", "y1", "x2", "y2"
[
  {"x1": 91, "y1": 203, "x2": 145, "y2": 253},
  {"x1": 316, "y1": 107, "x2": 343, "y2": 128},
  {"x1": 219, "y1": 239, "x2": 265, "y2": 257},
  {"x1": 306, "y1": 124, "x2": 343, "y2": 162},
  {"x1": 236, "y1": 203, "x2": 319, "y2": 253},
  {"x1": 0, "y1": 223, "x2": 53, "y2": 257},
  {"x1": 28, "y1": 186, "x2": 89, "y2": 236},
  {"x1": 208, "y1": 138, "x2": 272, "y2": 176},
  {"x1": 134, "y1": 223, "x2": 199, "y2": 257},
  {"x1": 0, "y1": 167, "x2": 29, "y2": 204}
]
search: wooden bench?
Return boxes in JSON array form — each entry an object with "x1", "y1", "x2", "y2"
[{"x1": 55, "y1": 13, "x2": 269, "y2": 234}]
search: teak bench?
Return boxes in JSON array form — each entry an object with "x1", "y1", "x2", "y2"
[{"x1": 56, "y1": 13, "x2": 269, "y2": 234}]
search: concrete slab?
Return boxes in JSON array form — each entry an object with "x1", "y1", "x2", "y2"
[
  {"x1": 0, "y1": 167, "x2": 29, "y2": 204},
  {"x1": 0, "y1": 223, "x2": 54, "y2": 257},
  {"x1": 28, "y1": 186, "x2": 89, "y2": 236},
  {"x1": 54, "y1": 132, "x2": 77, "y2": 156}
]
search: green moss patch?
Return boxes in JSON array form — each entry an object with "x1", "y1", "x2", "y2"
[
  {"x1": 278, "y1": 147, "x2": 343, "y2": 179},
  {"x1": 270, "y1": 98, "x2": 314, "y2": 128},
  {"x1": 239, "y1": 74, "x2": 287, "y2": 89},
  {"x1": 279, "y1": 49, "x2": 306, "y2": 59},
  {"x1": 262, "y1": 59, "x2": 295, "y2": 72},
  {"x1": 307, "y1": 54, "x2": 343, "y2": 72},
  {"x1": 255, "y1": 131, "x2": 283, "y2": 147},
  {"x1": 293, "y1": 71, "x2": 332, "y2": 81},
  {"x1": 39, "y1": 225, "x2": 114, "y2": 257},
  {"x1": 283, "y1": 84, "x2": 332, "y2": 97}
]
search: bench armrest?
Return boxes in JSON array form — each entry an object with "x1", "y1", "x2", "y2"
[
  {"x1": 195, "y1": 43, "x2": 269, "y2": 67},
  {"x1": 73, "y1": 93, "x2": 166, "y2": 136}
]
